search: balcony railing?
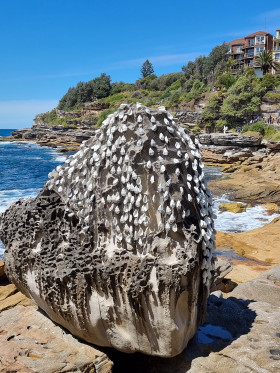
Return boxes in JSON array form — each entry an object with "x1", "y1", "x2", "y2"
[
  {"x1": 274, "y1": 46, "x2": 280, "y2": 51},
  {"x1": 244, "y1": 53, "x2": 254, "y2": 58}
]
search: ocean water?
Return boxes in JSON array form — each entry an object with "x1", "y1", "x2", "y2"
[
  {"x1": 204, "y1": 167, "x2": 279, "y2": 232},
  {"x1": 0, "y1": 129, "x2": 15, "y2": 137},
  {"x1": 0, "y1": 130, "x2": 67, "y2": 258},
  {"x1": 0, "y1": 137, "x2": 278, "y2": 259}
]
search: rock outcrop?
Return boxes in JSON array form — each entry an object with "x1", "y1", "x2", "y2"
[
  {"x1": 198, "y1": 133, "x2": 269, "y2": 165},
  {"x1": 0, "y1": 103, "x2": 216, "y2": 357},
  {"x1": 209, "y1": 152, "x2": 280, "y2": 204},
  {"x1": 199, "y1": 133, "x2": 262, "y2": 147},
  {"x1": 11, "y1": 126, "x2": 93, "y2": 150}
]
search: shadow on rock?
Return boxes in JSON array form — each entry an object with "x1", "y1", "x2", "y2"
[{"x1": 101, "y1": 294, "x2": 257, "y2": 373}]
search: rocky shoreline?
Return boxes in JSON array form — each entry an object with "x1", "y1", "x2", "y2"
[{"x1": 1, "y1": 124, "x2": 280, "y2": 371}]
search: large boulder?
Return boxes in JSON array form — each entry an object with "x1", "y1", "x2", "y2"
[{"x1": 0, "y1": 103, "x2": 216, "y2": 357}]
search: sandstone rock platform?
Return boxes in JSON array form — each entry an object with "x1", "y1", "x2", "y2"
[{"x1": 0, "y1": 305, "x2": 113, "y2": 373}]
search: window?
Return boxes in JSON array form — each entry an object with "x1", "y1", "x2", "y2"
[
  {"x1": 247, "y1": 49, "x2": 254, "y2": 57},
  {"x1": 255, "y1": 47, "x2": 265, "y2": 55},
  {"x1": 275, "y1": 53, "x2": 280, "y2": 60},
  {"x1": 236, "y1": 45, "x2": 242, "y2": 53},
  {"x1": 255, "y1": 35, "x2": 265, "y2": 44},
  {"x1": 248, "y1": 39, "x2": 254, "y2": 46}
]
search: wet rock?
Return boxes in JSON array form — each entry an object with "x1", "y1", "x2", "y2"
[
  {"x1": 0, "y1": 305, "x2": 113, "y2": 373},
  {"x1": 261, "y1": 203, "x2": 279, "y2": 213},
  {"x1": 209, "y1": 152, "x2": 280, "y2": 204},
  {"x1": 219, "y1": 202, "x2": 246, "y2": 213},
  {"x1": 0, "y1": 103, "x2": 216, "y2": 357},
  {"x1": 216, "y1": 218, "x2": 280, "y2": 268}
]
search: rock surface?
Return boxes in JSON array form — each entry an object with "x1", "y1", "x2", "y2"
[
  {"x1": 219, "y1": 202, "x2": 246, "y2": 213},
  {"x1": 209, "y1": 152, "x2": 280, "y2": 204},
  {"x1": 99, "y1": 265, "x2": 280, "y2": 372},
  {"x1": 217, "y1": 216, "x2": 280, "y2": 263},
  {"x1": 0, "y1": 260, "x2": 4, "y2": 279},
  {"x1": 0, "y1": 103, "x2": 216, "y2": 357},
  {"x1": 0, "y1": 305, "x2": 113, "y2": 373},
  {"x1": 199, "y1": 133, "x2": 262, "y2": 147}
]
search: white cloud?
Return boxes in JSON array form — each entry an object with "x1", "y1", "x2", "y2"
[{"x1": 0, "y1": 99, "x2": 58, "y2": 129}]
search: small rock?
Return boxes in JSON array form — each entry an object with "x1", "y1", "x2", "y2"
[
  {"x1": 261, "y1": 203, "x2": 279, "y2": 213},
  {"x1": 219, "y1": 202, "x2": 247, "y2": 213},
  {"x1": 0, "y1": 291, "x2": 33, "y2": 312},
  {"x1": 0, "y1": 283, "x2": 17, "y2": 301}
]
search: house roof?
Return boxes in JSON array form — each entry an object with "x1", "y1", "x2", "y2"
[
  {"x1": 277, "y1": 28, "x2": 280, "y2": 31},
  {"x1": 245, "y1": 30, "x2": 271, "y2": 38},
  {"x1": 227, "y1": 38, "x2": 245, "y2": 45}
]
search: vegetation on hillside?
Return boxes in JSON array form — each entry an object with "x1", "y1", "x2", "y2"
[{"x1": 44, "y1": 43, "x2": 280, "y2": 135}]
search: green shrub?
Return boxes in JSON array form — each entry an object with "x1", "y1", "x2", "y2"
[
  {"x1": 216, "y1": 72, "x2": 236, "y2": 89},
  {"x1": 263, "y1": 93, "x2": 280, "y2": 103},
  {"x1": 97, "y1": 108, "x2": 116, "y2": 127},
  {"x1": 261, "y1": 73, "x2": 278, "y2": 90},
  {"x1": 249, "y1": 121, "x2": 266, "y2": 135},
  {"x1": 216, "y1": 118, "x2": 227, "y2": 130},
  {"x1": 192, "y1": 125, "x2": 201, "y2": 135},
  {"x1": 58, "y1": 73, "x2": 111, "y2": 110},
  {"x1": 270, "y1": 131, "x2": 280, "y2": 142},
  {"x1": 241, "y1": 125, "x2": 250, "y2": 133},
  {"x1": 170, "y1": 91, "x2": 181, "y2": 105},
  {"x1": 264, "y1": 125, "x2": 277, "y2": 138}
]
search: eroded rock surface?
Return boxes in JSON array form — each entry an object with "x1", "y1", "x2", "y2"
[{"x1": 0, "y1": 103, "x2": 216, "y2": 357}]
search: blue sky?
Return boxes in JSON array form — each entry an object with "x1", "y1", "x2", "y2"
[{"x1": 0, "y1": 0, "x2": 280, "y2": 129}]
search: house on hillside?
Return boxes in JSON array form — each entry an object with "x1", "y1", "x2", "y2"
[
  {"x1": 227, "y1": 37, "x2": 245, "y2": 74},
  {"x1": 227, "y1": 30, "x2": 277, "y2": 77},
  {"x1": 272, "y1": 29, "x2": 280, "y2": 75}
]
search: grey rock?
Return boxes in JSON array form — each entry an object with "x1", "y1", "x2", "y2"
[
  {"x1": 230, "y1": 264, "x2": 280, "y2": 307},
  {"x1": 199, "y1": 133, "x2": 262, "y2": 147},
  {"x1": 0, "y1": 103, "x2": 216, "y2": 357},
  {"x1": 175, "y1": 111, "x2": 202, "y2": 125}
]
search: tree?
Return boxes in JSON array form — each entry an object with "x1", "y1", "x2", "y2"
[
  {"x1": 220, "y1": 76, "x2": 265, "y2": 127},
  {"x1": 216, "y1": 72, "x2": 236, "y2": 89},
  {"x1": 141, "y1": 60, "x2": 154, "y2": 78},
  {"x1": 57, "y1": 73, "x2": 111, "y2": 110},
  {"x1": 202, "y1": 94, "x2": 222, "y2": 125},
  {"x1": 260, "y1": 73, "x2": 278, "y2": 90},
  {"x1": 255, "y1": 50, "x2": 280, "y2": 75}
]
